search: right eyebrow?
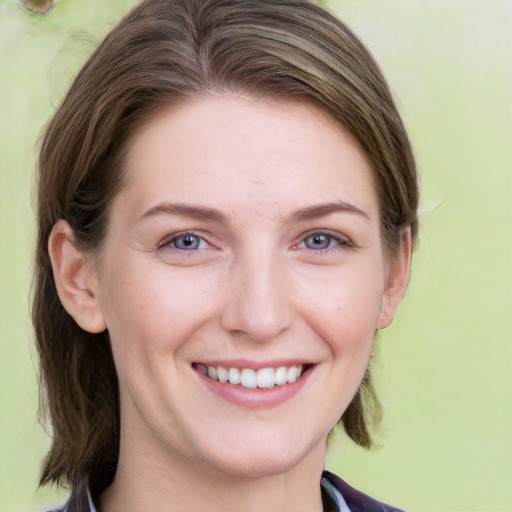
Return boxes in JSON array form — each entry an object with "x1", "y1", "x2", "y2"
[{"x1": 136, "y1": 202, "x2": 229, "y2": 224}]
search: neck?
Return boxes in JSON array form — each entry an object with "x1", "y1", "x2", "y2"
[{"x1": 100, "y1": 426, "x2": 327, "y2": 512}]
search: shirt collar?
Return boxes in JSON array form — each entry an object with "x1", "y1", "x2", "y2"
[
  {"x1": 321, "y1": 473, "x2": 352, "y2": 512},
  {"x1": 77, "y1": 472, "x2": 351, "y2": 512},
  {"x1": 86, "y1": 485, "x2": 96, "y2": 512}
]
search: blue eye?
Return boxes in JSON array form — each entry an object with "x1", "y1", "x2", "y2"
[
  {"x1": 304, "y1": 233, "x2": 336, "y2": 250},
  {"x1": 297, "y1": 230, "x2": 353, "y2": 252},
  {"x1": 168, "y1": 234, "x2": 207, "y2": 250}
]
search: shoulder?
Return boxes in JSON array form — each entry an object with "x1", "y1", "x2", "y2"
[{"x1": 322, "y1": 470, "x2": 406, "y2": 512}]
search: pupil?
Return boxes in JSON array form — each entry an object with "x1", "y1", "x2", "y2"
[
  {"x1": 176, "y1": 235, "x2": 198, "y2": 249},
  {"x1": 306, "y1": 234, "x2": 330, "y2": 250}
]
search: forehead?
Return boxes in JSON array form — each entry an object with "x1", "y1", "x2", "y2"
[{"x1": 116, "y1": 95, "x2": 379, "y2": 224}]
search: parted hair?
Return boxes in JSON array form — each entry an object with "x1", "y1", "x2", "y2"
[{"x1": 34, "y1": 0, "x2": 419, "y2": 491}]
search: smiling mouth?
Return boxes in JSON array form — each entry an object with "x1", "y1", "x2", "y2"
[{"x1": 194, "y1": 363, "x2": 311, "y2": 389}]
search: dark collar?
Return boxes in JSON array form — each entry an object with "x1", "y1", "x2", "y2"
[
  {"x1": 322, "y1": 471, "x2": 405, "y2": 512},
  {"x1": 60, "y1": 471, "x2": 404, "y2": 512}
]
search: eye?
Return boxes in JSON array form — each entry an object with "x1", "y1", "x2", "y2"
[
  {"x1": 160, "y1": 233, "x2": 209, "y2": 251},
  {"x1": 295, "y1": 230, "x2": 352, "y2": 252},
  {"x1": 303, "y1": 233, "x2": 336, "y2": 250}
]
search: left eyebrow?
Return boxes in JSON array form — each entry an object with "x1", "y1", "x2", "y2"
[{"x1": 284, "y1": 201, "x2": 371, "y2": 225}]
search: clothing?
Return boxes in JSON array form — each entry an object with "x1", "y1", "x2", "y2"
[
  {"x1": 46, "y1": 470, "x2": 404, "y2": 512},
  {"x1": 322, "y1": 471, "x2": 405, "y2": 512}
]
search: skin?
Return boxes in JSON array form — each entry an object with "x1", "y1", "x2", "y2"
[{"x1": 50, "y1": 95, "x2": 411, "y2": 512}]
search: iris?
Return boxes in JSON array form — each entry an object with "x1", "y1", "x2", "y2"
[{"x1": 304, "y1": 233, "x2": 333, "y2": 250}]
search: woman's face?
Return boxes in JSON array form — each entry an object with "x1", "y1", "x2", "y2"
[{"x1": 86, "y1": 96, "x2": 408, "y2": 478}]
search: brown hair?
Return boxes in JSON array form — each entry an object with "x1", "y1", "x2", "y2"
[{"x1": 34, "y1": 0, "x2": 419, "y2": 491}]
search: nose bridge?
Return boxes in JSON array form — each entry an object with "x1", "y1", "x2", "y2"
[{"x1": 220, "y1": 244, "x2": 292, "y2": 342}]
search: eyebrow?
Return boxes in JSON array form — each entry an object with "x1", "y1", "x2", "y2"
[
  {"x1": 136, "y1": 200, "x2": 370, "y2": 225},
  {"x1": 137, "y1": 203, "x2": 229, "y2": 224},
  {"x1": 284, "y1": 201, "x2": 370, "y2": 224}
]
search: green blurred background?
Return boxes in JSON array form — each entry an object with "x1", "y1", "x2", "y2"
[{"x1": 0, "y1": 0, "x2": 510, "y2": 510}]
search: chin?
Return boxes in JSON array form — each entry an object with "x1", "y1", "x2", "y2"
[
  {"x1": 196, "y1": 434, "x2": 326, "y2": 479},
  {"x1": 212, "y1": 454, "x2": 304, "y2": 479}
]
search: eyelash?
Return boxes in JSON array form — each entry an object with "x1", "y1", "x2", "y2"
[
  {"x1": 158, "y1": 231, "x2": 212, "y2": 252},
  {"x1": 293, "y1": 229, "x2": 353, "y2": 252},
  {"x1": 158, "y1": 229, "x2": 353, "y2": 254}
]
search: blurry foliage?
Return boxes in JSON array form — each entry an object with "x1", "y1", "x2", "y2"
[{"x1": 20, "y1": 0, "x2": 57, "y2": 17}]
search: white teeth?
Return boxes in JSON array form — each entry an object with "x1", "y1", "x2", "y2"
[
  {"x1": 198, "y1": 363, "x2": 306, "y2": 387},
  {"x1": 275, "y1": 366, "x2": 288, "y2": 385},
  {"x1": 217, "y1": 366, "x2": 228, "y2": 383},
  {"x1": 240, "y1": 369, "x2": 258, "y2": 388},
  {"x1": 287, "y1": 366, "x2": 299, "y2": 383},
  {"x1": 228, "y1": 367, "x2": 241, "y2": 385},
  {"x1": 257, "y1": 367, "x2": 275, "y2": 388}
]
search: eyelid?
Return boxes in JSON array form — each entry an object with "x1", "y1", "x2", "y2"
[
  {"x1": 158, "y1": 230, "x2": 214, "y2": 250},
  {"x1": 294, "y1": 228, "x2": 354, "y2": 250}
]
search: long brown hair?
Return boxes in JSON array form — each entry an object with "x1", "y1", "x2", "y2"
[{"x1": 34, "y1": 0, "x2": 419, "y2": 491}]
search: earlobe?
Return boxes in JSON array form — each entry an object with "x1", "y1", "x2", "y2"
[
  {"x1": 377, "y1": 228, "x2": 412, "y2": 329},
  {"x1": 48, "y1": 220, "x2": 106, "y2": 333}
]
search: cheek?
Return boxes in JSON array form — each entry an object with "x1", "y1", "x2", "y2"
[
  {"x1": 99, "y1": 260, "x2": 221, "y2": 379},
  {"x1": 299, "y1": 262, "x2": 384, "y2": 356}
]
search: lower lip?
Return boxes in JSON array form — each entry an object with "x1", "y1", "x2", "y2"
[{"x1": 195, "y1": 367, "x2": 313, "y2": 409}]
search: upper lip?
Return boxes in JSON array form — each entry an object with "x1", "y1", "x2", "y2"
[{"x1": 193, "y1": 359, "x2": 313, "y2": 369}]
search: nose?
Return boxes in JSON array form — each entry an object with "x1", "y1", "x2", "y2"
[{"x1": 220, "y1": 249, "x2": 292, "y2": 343}]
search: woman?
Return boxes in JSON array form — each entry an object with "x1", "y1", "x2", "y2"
[{"x1": 33, "y1": 0, "x2": 419, "y2": 510}]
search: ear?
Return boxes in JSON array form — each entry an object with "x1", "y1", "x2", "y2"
[
  {"x1": 48, "y1": 220, "x2": 106, "y2": 333},
  {"x1": 377, "y1": 228, "x2": 413, "y2": 329}
]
